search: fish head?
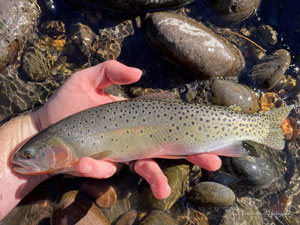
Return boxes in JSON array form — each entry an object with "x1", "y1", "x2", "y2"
[{"x1": 11, "y1": 134, "x2": 75, "y2": 175}]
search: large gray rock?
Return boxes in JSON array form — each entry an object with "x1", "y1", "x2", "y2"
[
  {"x1": 0, "y1": 0, "x2": 40, "y2": 72},
  {"x1": 145, "y1": 12, "x2": 245, "y2": 80}
]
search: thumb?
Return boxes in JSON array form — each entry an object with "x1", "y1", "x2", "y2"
[{"x1": 85, "y1": 60, "x2": 142, "y2": 90}]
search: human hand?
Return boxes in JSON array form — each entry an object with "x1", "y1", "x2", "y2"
[{"x1": 34, "y1": 60, "x2": 222, "y2": 199}]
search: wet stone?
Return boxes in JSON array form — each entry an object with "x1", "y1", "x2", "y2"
[
  {"x1": 84, "y1": 0, "x2": 193, "y2": 12},
  {"x1": 212, "y1": 80, "x2": 259, "y2": 114},
  {"x1": 0, "y1": 0, "x2": 40, "y2": 72},
  {"x1": 0, "y1": 64, "x2": 61, "y2": 123},
  {"x1": 170, "y1": 203, "x2": 209, "y2": 225},
  {"x1": 128, "y1": 87, "x2": 165, "y2": 97},
  {"x1": 187, "y1": 182, "x2": 236, "y2": 207},
  {"x1": 81, "y1": 180, "x2": 117, "y2": 208},
  {"x1": 91, "y1": 20, "x2": 134, "y2": 64},
  {"x1": 139, "y1": 210, "x2": 176, "y2": 225},
  {"x1": 145, "y1": 12, "x2": 245, "y2": 80},
  {"x1": 104, "y1": 84, "x2": 128, "y2": 98},
  {"x1": 230, "y1": 142, "x2": 284, "y2": 189},
  {"x1": 52, "y1": 190, "x2": 110, "y2": 225},
  {"x1": 21, "y1": 39, "x2": 57, "y2": 82},
  {"x1": 96, "y1": 186, "x2": 117, "y2": 208},
  {"x1": 115, "y1": 210, "x2": 137, "y2": 225},
  {"x1": 210, "y1": 0, "x2": 261, "y2": 26},
  {"x1": 257, "y1": 24, "x2": 278, "y2": 46},
  {"x1": 203, "y1": 170, "x2": 239, "y2": 189},
  {"x1": 220, "y1": 197, "x2": 263, "y2": 225},
  {"x1": 39, "y1": 20, "x2": 66, "y2": 38},
  {"x1": 142, "y1": 163, "x2": 190, "y2": 210},
  {"x1": 250, "y1": 49, "x2": 291, "y2": 90},
  {"x1": 64, "y1": 23, "x2": 95, "y2": 64}
]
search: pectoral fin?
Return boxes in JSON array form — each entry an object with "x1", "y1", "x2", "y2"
[{"x1": 90, "y1": 151, "x2": 112, "y2": 160}]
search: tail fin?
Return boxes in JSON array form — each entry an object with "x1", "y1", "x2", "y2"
[{"x1": 260, "y1": 105, "x2": 294, "y2": 150}]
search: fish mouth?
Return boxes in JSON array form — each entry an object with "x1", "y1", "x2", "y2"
[{"x1": 12, "y1": 161, "x2": 40, "y2": 174}]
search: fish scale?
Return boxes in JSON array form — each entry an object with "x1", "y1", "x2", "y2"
[{"x1": 11, "y1": 96, "x2": 293, "y2": 174}]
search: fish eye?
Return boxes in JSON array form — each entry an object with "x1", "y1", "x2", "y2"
[{"x1": 22, "y1": 149, "x2": 35, "y2": 160}]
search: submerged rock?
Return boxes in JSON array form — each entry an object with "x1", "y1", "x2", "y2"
[
  {"x1": 230, "y1": 142, "x2": 286, "y2": 189},
  {"x1": 257, "y1": 24, "x2": 278, "y2": 46},
  {"x1": 211, "y1": 80, "x2": 259, "y2": 114},
  {"x1": 91, "y1": 20, "x2": 135, "y2": 64},
  {"x1": 64, "y1": 23, "x2": 95, "y2": 64},
  {"x1": 0, "y1": 64, "x2": 61, "y2": 123},
  {"x1": 170, "y1": 203, "x2": 209, "y2": 225},
  {"x1": 220, "y1": 197, "x2": 263, "y2": 225},
  {"x1": 145, "y1": 12, "x2": 245, "y2": 80},
  {"x1": 115, "y1": 210, "x2": 137, "y2": 225},
  {"x1": 250, "y1": 49, "x2": 291, "y2": 90},
  {"x1": 210, "y1": 0, "x2": 261, "y2": 26},
  {"x1": 139, "y1": 210, "x2": 176, "y2": 225},
  {"x1": 0, "y1": 0, "x2": 40, "y2": 72},
  {"x1": 52, "y1": 190, "x2": 110, "y2": 225},
  {"x1": 21, "y1": 39, "x2": 58, "y2": 82},
  {"x1": 142, "y1": 162, "x2": 190, "y2": 210},
  {"x1": 187, "y1": 182, "x2": 236, "y2": 207},
  {"x1": 85, "y1": 0, "x2": 193, "y2": 12}
]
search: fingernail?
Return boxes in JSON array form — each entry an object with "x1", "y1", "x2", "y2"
[{"x1": 81, "y1": 164, "x2": 92, "y2": 174}]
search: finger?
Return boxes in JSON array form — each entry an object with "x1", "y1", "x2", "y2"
[
  {"x1": 75, "y1": 157, "x2": 119, "y2": 179},
  {"x1": 186, "y1": 154, "x2": 222, "y2": 171},
  {"x1": 82, "y1": 60, "x2": 142, "y2": 90},
  {"x1": 134, "y1": 159, "x2": 171, "y2": 199}
]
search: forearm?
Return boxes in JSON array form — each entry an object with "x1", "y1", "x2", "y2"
[{"x1": 0, "y1": 113, "x2": 48, "y2": 220}]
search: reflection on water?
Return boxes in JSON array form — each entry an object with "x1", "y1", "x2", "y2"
[{"x1": 0, "y1": 0, "x2": 300, "y2": 224}]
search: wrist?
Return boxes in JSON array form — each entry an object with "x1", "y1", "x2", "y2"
[{"x1": 0, "y1": 112, "x2": 48, "y2": 220}]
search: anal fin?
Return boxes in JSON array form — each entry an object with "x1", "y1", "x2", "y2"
[{"x1": 209, "y1": 142, "x2": 248, "y2": 157}]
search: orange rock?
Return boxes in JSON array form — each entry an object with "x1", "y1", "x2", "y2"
[
  {"x1": 52, "y1": 39, "x2": 66, "y2": 51},
  {"x1": 281, "y1": 117, "x2": 299, "y2": 141},
  {"x1": 260, "y1": 92, "x2": 275, "y2": 111}
]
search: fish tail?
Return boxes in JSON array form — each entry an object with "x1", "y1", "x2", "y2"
[{"x1": 260, "y1": 105, "x2": 294, "y2": 150}]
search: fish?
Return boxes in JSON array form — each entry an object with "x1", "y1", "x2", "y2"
[{"x1": 11, "y1": 94, "x2": 293, "y2": 175}]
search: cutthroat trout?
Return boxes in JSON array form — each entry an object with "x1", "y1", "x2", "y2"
[{"x1": 11, "y1": 94, "x2": 293, "y2": 175}]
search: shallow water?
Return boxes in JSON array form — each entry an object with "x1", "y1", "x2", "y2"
[{"x1": 1, "y1": 0, "x2": 300, "y2": 224}]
